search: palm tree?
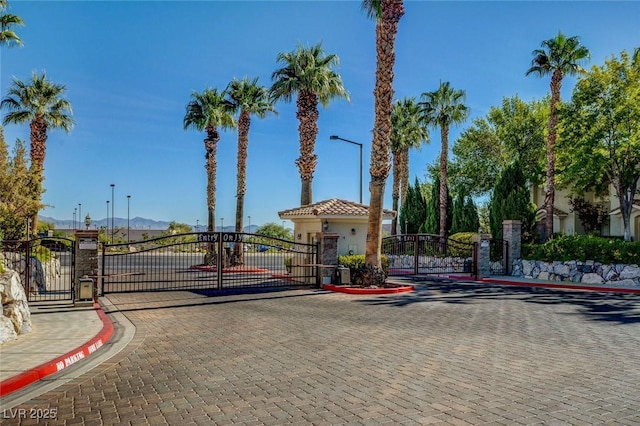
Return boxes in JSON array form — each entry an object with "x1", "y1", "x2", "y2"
[
  {"x1": 1, "y1": 71, "x2": 74, "y2": 234},
  {"x1": 0, "y1": 0, "x2": 24, "y2": 48},
  {"x1": 226, "y1": 77, "x2": 276, "y2": 265},
  {"x1": 270, "y1": 42, "x2": 349, "y2": 206},
  {"x1": 390, "y1": 97, "x2": 429, "y2": 234},
  {"x1": 526, "y1": 32, "x2": 590, "y2": 241},
  {"x1": 420, "y1": 81, "x2": 469, "y2": 242},
  {"x1": 361, "y1": 0, "x2": 404, "y2": 283},
  {"x1": 183, "y1": 88, "x2": 235, "y2": 264}
]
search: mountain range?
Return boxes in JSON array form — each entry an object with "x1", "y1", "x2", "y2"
[{"x1": 39, "y1": 215, "x2": 259, "y2": 233}]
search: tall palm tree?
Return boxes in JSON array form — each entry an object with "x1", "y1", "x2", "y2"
[
  {"x1": 526, "y1": 32, "x2": 590, "y2": 241},
  {"x1": 362, "y1": 0, "x2": 404, "y2": 282},
  {"x1": 183, "y1": 88, "x2": 235, "y2": 264},
  {"x1": 0, "y1": 0, "x2": 24, "y2": 48},
  {"x1": 390, "y1": 97, "x2": 429, "y2": 235},
  {"x1": 1, "y1": 71, "x2": 73, "y2": 233},
  {"x1": 226, "y1": 77, "x2": 276, "y2": 264},
  {"x1": 420, "y1": 81, "x2": 469, "y2": 241},
  {"x1": 270, "y1": 42, "x2": 349, "y2": 206}
]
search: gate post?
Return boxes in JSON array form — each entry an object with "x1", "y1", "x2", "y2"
[
  {"x1": 317, "y1": 232, "x2": 339, "y2": 287},
  {"x1": 472, "y1": 233, "x2": 491, "y2": 279},
  {"x1": 74, "y1": 230, "x2": 99, "y2": 304},
  {"x1": 502, "y1": 220, "x2": 522, "y2": 275}
]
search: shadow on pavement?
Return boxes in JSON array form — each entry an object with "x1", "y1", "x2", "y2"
[{"x1": 358, "y1": 277, "x2": 640, "y2": 325}]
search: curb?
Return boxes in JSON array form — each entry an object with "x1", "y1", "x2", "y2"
[
  {"x1": 322, "y1": 284, "x2": 414, "y2": 295},
  {"x1": 0, "y1": 302, "x2": 115, "y2": 397},
  {"x1": 473, "y1": 277, "x2": 640, "y2": 294}
]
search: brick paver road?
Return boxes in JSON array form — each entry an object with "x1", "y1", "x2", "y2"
[{"x1": 5, "y1": 281, "x2": 640, "y2": 425}]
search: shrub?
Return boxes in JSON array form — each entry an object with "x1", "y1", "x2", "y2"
[
  {"x1": 338, "y1": 254, "x2": 390, "y2": 284},
  {"x1": 522, "y1": 235, "x2": 640, "y2": 264}
]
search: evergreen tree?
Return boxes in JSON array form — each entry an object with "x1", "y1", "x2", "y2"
[
  {"x1": 488, "y1": 161, "x2": 536, "y2": 241},
  {"x1": 399, "y1": 178, "x2": 426, "y2": 234},
  {"x1": 451, "y1": 192, "x2": 480, "y2": 234},
  {"x1": 0, "y1": 130, "x2": 41, "y2": 240},
  {"x1": 425, "y1": 175, "x2": 452, "y2": 235}
]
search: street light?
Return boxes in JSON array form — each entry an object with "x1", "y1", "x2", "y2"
[
  {"x1": 220, "y1": 217, "x2": 224, "y2": 231},
  {"x1": 248, "y1": 215, "x2": 251, "y2": 233},
  {"x1": 85, "y1": 213, "x2": 91, "y2": 230},
  {"x1": 106, "y1": 201, "x2": 109, "y2": 241},
  {"x1": 127, "y1": 195, "x2": 131, "y2": 243},
  {"x1": 78, "y1": 203, "x2": 82, "y2": 230},
  {"x1": 73, "y1": 208, "x2": 77, "y2": 230},
  {"x1": 110, "y1": 184, "x2": 115, "y2": 244},
  {"x1": 196, "y1": 219, "x2": 199, "y2": 232},
  {"x1": 330, "y1": 135, "x2": 363, "y2": 204}
]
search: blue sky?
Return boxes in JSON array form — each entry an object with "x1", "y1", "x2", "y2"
[{"x1": 1, "y1": 1, "x2": 638, "y2": 229}]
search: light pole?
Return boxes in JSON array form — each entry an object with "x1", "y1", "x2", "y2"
[
  {"x1": 127, "y1": 195, "x2": 131, "y2": 243},
  {"x1": 106, "y1": 201, "x2": 109, "y2": 241},
  {"x1": 329, "y1": 135, "x2": 363, "y2": 204},
  {"x1": 220, "y1": 217, "x2": 224, "y2": 232},
  {"x1": 78, "y1": 203, "x2": 82, "y2": 230},
  {"x1": 73, "y1": 208, "x2": 77, "y2": 230},
  {"x1": 248, "y1": 216, "x2": 251, "y2": 233},
  {"x1": 110, "y1": 184, "x2": 115, "y2": 244},
  {"x1": 196, "y1": 219, "x2": 199, "y2": 232}
]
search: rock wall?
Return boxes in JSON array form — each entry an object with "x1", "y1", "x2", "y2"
[
  {"x1": 512, "y1": 259, "x2": 640, "y2": 287},
  {"x1": 0, "y1": 269, "x2": 32, "y2": 344}
]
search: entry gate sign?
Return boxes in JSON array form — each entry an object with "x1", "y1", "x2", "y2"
[{"x1": 197, "y1": 232, "x2": 243, "y2": 243}]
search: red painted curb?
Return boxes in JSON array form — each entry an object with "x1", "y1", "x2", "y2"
[
  {"x1": 322, "y1": 284, "x2": 414, "y2": 295},
  {"x1": 189, "y1": 265, "x2": 269, "y2": 273},
  {"x1": 479, "y1": 278, "x2": 640, "y2": 294},
  {"x1": 0, "y1": 302, "x2": 115, "y2": 397}
]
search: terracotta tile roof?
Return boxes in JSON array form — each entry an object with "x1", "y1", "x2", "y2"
[{"x1": 278, "y1": 198, "x2": 396, "y2": 219}]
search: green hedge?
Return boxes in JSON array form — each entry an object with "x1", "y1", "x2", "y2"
[
  {"x1": 338, "y1": 254, "x2": 390, "y2": 281},
  {"x1": 523, "y1": 235, "x2": 640, "y2": 264}
]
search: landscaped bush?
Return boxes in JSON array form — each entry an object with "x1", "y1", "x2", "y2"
[
  {"x1": 338, "y1": 254, "x2": 390, "y2": 284},
  {"x1": 522, "y1": 235, "x2": 640, "y2": 264}
]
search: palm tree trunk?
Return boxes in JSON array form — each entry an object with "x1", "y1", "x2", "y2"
[
  {"x1": 28, "y1": 117, "x2": 47, "y2": 236},
  {"x1": 365, "y1": 0, "x2": 404, "y2": 275},
  {"x1": 233, "y1": 111, "x2": 250, "y2": 265},
  {"x1": 544, "y1": 71, "x2": 562, "y2": 241},
  {"x1": 439, "y1": 125, "x2": 449, "y2": 243},
  {"x1": 296, "y1": 90, "x2": 319, "y2": 206},
  {"x1": 204, "y1": 126, "x2": 219, "y2": 265},
  {"x1": 400, "y1": 148, "x2": 409, "y2": 205},
  {"x1": 391, "y1": 148, "x2": 401, "y2": 235}
]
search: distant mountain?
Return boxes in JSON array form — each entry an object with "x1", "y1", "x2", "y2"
[{"x1": 40, "y1": 216, "x2": 261, "y2": 233}]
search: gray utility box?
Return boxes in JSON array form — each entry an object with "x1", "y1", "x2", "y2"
[
  {"x1": 335, "y1": 267, "x2": 351, "y2": 285},
  {"x1": 78, "y1": 277, "x2": 94, "y2": 301}
]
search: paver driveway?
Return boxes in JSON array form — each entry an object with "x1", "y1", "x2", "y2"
[{"x1": 5, "y1": 280, "x2": 640, "y2": 425}]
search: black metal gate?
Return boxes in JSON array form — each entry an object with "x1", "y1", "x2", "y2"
[
  {"x1": 382, "y1": 234, "x2": 475, "y2": 276},
  {"x1": 490, "y1": 239, "x2": 508, "y2": 275},
  {"x1": 101, "y1": 232, "x2": 318, "y2": 294},
  {"x1": 1, "y1": 237, "x2": 75, "y2": 302}
]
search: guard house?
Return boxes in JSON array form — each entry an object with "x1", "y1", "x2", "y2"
[{"x1": 278, "y1": 199, "x2": 397, "y2": 256}]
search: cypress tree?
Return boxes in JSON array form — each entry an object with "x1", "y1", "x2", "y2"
[
  {"x1": 489, "y1": 161, "x2": 535, "y2": 240},
  {"x1": 399, "y1": 178, "x2": 427, "y2": 233},
  {"x1": 451, "y1": 192, "x2": 480, "y2": 234},
  {"x1": 425, "y1": 175, "x2": 453, "y2": 235}
]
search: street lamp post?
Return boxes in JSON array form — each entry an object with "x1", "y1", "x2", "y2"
[
  {"x1": 329, "y1": 135, "x2": 363, "y2": 204},
  {"x1": 106, "y1": 200, "x2": 109, "y2": 240},
  {"x1": 196, "y1": 219, "x2": 199, "y2": 232},
  {"x1": 78, "y1": 203, "x2": 82, "y2": 230},
  {"x1": 73, "y1": 208, "x2": 77, "y2": 230},
  {"x1": 110, "y1": 184, "x2": 115, "y2": 244},
  {"x1": 127, "y1": 195, "x2": 131, "y2": 243},
  {"x1": 220, "y1": 218, "x2": 224, "y2": 232},
  {"x1": 248, "y1": 216, "x2": 251, "y2": 233}
]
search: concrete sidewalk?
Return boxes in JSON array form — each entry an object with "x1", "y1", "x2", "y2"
[{"x1": 0, "y1": 301, "x2": 114, "y2": 399}]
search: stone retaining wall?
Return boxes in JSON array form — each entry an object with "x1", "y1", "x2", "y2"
[
  {"x1": 0, "y1": 269, "x2": 32, "y2": 344},
  {"x1": 512, "y1": 259, "x2": 640, "y2": 287}
]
